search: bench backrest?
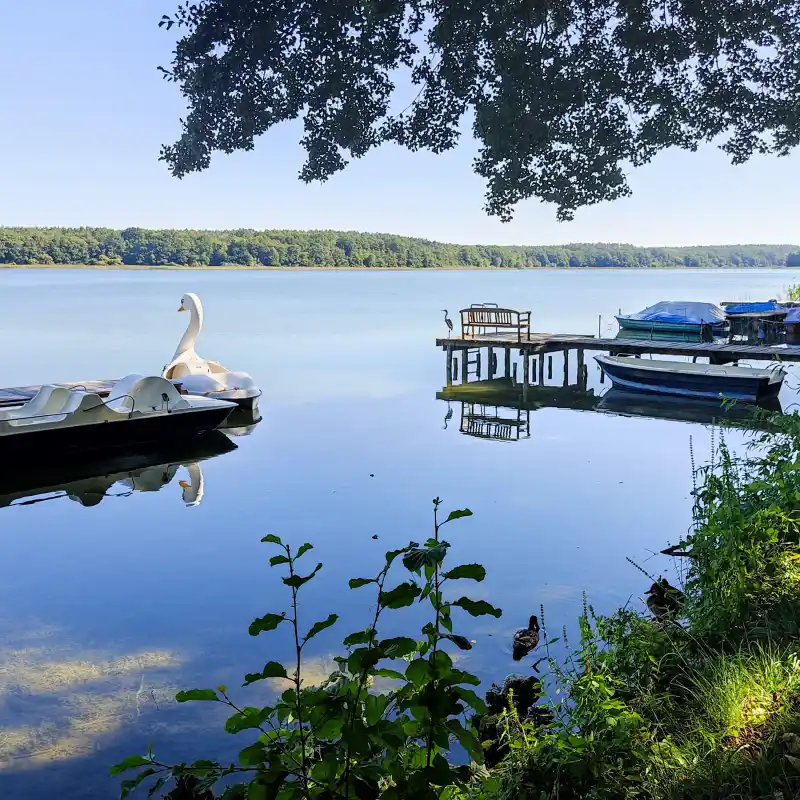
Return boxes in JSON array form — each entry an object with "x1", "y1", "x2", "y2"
[{"x1": 462, "y1": 308, "x2": 525, "y2": 325}]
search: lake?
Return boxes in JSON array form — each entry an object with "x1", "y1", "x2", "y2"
[{"x1": 1, "y1": 267, "x2": 799, "y2": 798}]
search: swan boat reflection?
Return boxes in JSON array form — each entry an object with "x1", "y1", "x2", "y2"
[{"x1": 0, "y1": 430, "x2": 236, "y2": 509}]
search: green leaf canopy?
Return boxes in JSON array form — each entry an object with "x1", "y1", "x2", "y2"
[{"x1": 158, "y1": 1, "x2": 800, "y2": 220}]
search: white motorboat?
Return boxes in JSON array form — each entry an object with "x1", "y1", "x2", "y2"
[
  {"x1": 0, "y1": 374, "x2": 235, "y2": 463},
  {"x1": 162, "y1": 292, "x2": 261, "y2": 411}
]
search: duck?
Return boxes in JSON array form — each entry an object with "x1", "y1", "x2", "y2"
[
  {"x1": 512, "y1": 615, "x2": 540, "y2": 661},
  {"x1": 162, "y1": 292, "x2": 261, "y2": 411},
  {"x1": 644, "y1": 579, "x2": 685, "y2": 619}
]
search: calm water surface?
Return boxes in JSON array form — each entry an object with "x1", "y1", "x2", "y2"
[{"x1": 1, "y1": 268, "x2": 799, "y2": 798}]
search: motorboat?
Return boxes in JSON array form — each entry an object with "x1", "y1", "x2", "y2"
[
  {"x1": 0, "y1": 374, "x2": 235, "y2": 462},
  {"x1": 595, "y1": 354, "x2": 785, "y2": 402},
  {"x1": 0, "y1": 431, "x2": 236, "y2": 509},
  {"x1": 616, "y1": 301, "x2": 727, "y2": 336},
  {"x1": 163, "y1": 292, "x2": 261, "y2": 411}
]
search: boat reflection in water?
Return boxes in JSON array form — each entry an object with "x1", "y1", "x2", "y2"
[
  {"x1": 438, "y1": 376, "x2": 784, "y2": 441},
  {"x1": 0, "y1": 430, "x2": 237, "y2": 509},
  {"x1": 596, "y1": 389, "x2": 783, "y2": 430},
  {"x1": 219, "y1": 406, "x2": 262, "y2": 437}
]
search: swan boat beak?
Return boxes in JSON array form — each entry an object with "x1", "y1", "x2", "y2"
[{"x1": 177, "y1": 305, "x2": 185, "y2": 312}]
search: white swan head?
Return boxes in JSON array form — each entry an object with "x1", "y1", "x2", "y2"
[{"x1": 178, "y1": 292, "x2": 203, "y2": 322}]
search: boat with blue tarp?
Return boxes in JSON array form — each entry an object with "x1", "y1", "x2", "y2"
[
  {"x1": 723, "y1": 300, "x2": 785, "y2": 315},
  {"x1": 616, "y1": 301, "x2": 727, "y2": 335}
]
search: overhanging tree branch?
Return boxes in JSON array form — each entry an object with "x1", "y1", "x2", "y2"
[{"x1": 159, "y1": 0, "x2": 800, "y2": 221}]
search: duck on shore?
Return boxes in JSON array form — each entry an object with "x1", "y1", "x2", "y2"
[
  {"x1": 512, "y1": 615, "x2": 540, "y2": 661},
  {"x1": 644, "y1": 579, "x2": 685, "y2": 619}
]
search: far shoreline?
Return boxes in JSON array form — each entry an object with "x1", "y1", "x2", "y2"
[{"x1": 1, "y1": 264, "x2": 798, "y2": 272}]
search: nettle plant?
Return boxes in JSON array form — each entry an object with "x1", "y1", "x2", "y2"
[{"x1": 114, "y1": 499, "x2": 502, "y2": 799}]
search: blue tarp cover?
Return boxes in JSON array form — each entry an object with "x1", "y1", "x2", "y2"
[
  {"x1": 621, "y1": 301, "x2": 726, "y2": 326},
  {"x1": 784, "y1": 307, "x2": 800, "y2": 324},
  {"x1": 725, "y1": 301, "x2": 783, "y2": 314}
]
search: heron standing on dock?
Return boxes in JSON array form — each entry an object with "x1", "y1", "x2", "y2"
[{"x1": 443, "y1": 309, "x2": 453, "y2": 338}]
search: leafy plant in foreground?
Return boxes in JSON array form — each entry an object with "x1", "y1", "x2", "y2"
[{"x1": 113, "y1": 499, "x2": 501, "y2": 799}]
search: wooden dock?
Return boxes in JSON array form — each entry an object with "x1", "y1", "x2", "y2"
[
  {"x1": 435, "y1": 331, "x2": 800, "y2": 398},
  {"x1": 436, "y1": 333, "x2": 800, "y2": 362}
]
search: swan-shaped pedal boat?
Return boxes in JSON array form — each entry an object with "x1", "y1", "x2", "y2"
[{"x1": 162, "y1": 292, "x2": 261, "y2": 411}]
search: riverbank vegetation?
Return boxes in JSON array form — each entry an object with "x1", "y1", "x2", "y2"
[
  {"x1": 1, "y1": 228, "x2": 798, "y2": 270},
  {"x1": 115, "y1": 414, "x2": 800, "y2": 798}
]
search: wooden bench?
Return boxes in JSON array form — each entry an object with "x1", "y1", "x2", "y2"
[{"x1": 460, "y1": 305, "x2": 531, "y2": 342}]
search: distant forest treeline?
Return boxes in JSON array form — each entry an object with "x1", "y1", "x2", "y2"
[{"x1": 1, "y1": 227, "x2": 799, "y2": 269}]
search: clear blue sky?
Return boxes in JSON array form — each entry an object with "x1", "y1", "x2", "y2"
[{"x1": 1, "y1": 0, "x2": 798, "y2": 246}]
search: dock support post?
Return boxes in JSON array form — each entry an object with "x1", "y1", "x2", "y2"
[
  {"x1": 476, "y1": 350, "x2": 482, "y2": 379},
  {"x1": 539, "y1": 355, "x2": 545, "y2": 385},
  {"x1": 504, "y1": 348, "x2": 511, "y2": 378},
  {"x1": 522, "y1": 349, "x2": 530, "y2": 402},
  {"x1": 446, "y1": 345, "x2": 453, "y2": 386},
  {"x1": 461, "y1": 350, "x2": 468, "y2": 384},
  {"x1": 576, "y1": 349, "x2": 585, "y2": 387},
  {"x1": 488, "y1": 347, "x2": 495, "y2": 378},
  {"x1": 531, "y1": 354, "x2": 537, "y2": 383},
  {"x1": 563, "y1": 349, "x2": 569, "y2": 387},
  {"x1": 547, "y1": 355, "x2": 553, "y2": 380},
  {"x1": 512, "y1": 363, "x2": 518, "y2": 386}
]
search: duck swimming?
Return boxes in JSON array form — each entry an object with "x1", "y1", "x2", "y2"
[{"x1": 512, "y1": 615, "x2": 540, "y2": 661}]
